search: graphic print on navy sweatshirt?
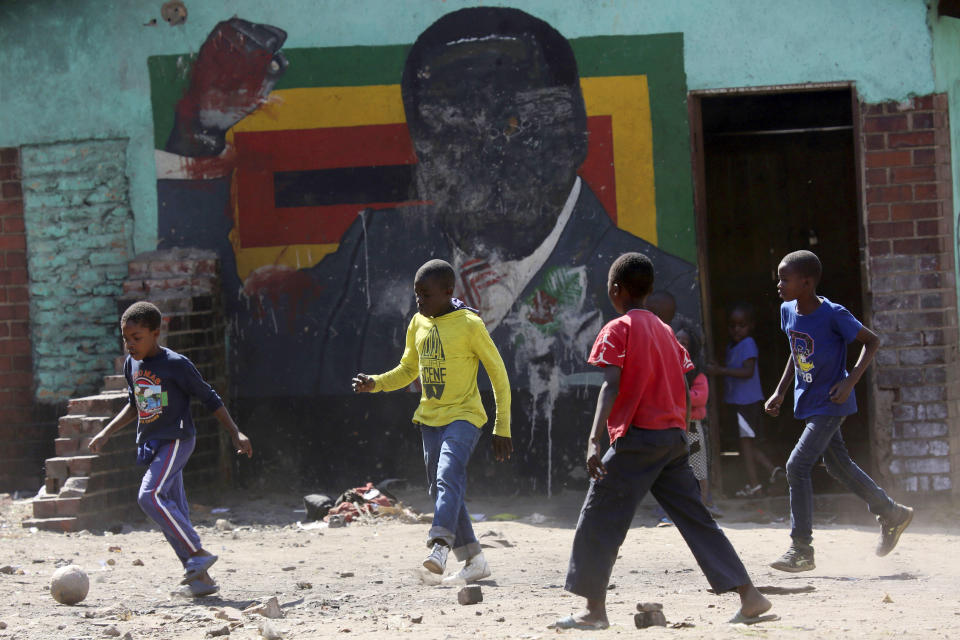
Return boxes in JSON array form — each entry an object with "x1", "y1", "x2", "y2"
[
  {"x1": 421, "y1": 325, "x2": 446, "y2": 399},
  {"x1": 133, "y1": 368, "x2": 168, "y2": 424},
  {"x1": 789, "y1": 329, "x2": 816, "y2": 383}
]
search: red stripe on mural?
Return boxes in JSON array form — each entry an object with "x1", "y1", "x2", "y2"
[
  {"x1": 234, "y1": 117, "x2": 615, "y2": 247},
  {"x1": 578, "y1": 115, "x2": 616, "y2": 223}
]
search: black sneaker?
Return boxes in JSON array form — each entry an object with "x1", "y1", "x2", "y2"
[
  {"x1": 876, "y1": 504, "x2": 913, "y2": 557},
  {"x1": 770, "y1": 543, "x2": 815, "y2": 572}
]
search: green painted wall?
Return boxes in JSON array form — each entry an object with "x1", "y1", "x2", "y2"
[{"x1": 0, "y1": 0, "x2": 937, "y2": 255}]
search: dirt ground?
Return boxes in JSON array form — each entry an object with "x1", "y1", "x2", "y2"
[{"x1": 1, "y1": 486, "x2": 959, "y2": 640}]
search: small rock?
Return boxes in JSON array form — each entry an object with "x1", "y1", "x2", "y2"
[
  {"x1": 496, "y1": 616, "x2": 505, "y2": 622},
  {"x1": 132, "y1": 559, "x2": 144, "y2": 566},
  {"x1": 636, "y1": 602, "x2": 663, "y2": 613},
  {"x1": 457, "y1": 585, "x2": 483, "y2": 605},
  {"x1": 206, "y1": 624, "x2": 231, "y2": 637},
  {"x1": 634, "y1": 610, "x2": 667, "y2": 628},
  {"x1": 259, "y1": 619, "x2": 283, "y2": 639},
  {"x1": 328, "y1": 515, "x2": 346, "y2": 528},
  {"x1": 338, "y1": 571, "x2": 354, "y2": 578},
  {"x1": 0, "y1": 621, "x2": 7, "y2": 629},
  {"x1": 107, "y1": 559, "x2": 116, "y2": 566},
  {"x1": 215, "y1": 607, "x2": 243, "y2": 621},
  {"x1": 215, "y1": 519, "x2": 234, "y2": 532},
  {"x1": 108, "y1": 546, "x2": 122, "y2": 553},
  {"x1": 882, "y1": 593, "x2": 894, "y2": 603},
  {"x1": 410, "y1": 613, "x2": 423, "y2": 624},
  {"x1": 103, "y1": 626, "x2": 121, "y2": 637},
  {"x1": 295, "y1": 581, "x2": 312, "y2": 590},
  {"x1": 244, "y1": 596, "x2": 283, "y2": 619},
  {"x1": 122, "y1": 633, "x2": 133, "y2": 640},
  {"x1": 281, "y1": 566, "x2": 295, "y2": 572},
  {"x1": 0, "y1": 565, "x2": 14, "y2": 574}
]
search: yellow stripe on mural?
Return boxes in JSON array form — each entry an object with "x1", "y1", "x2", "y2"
[
  {"x1": 580, "y1": 76, "x2": 656, "y2": 244},
  {"x1": 230, "y1": 86, "x2": 406, "y2": 133},
  {"x1": 229, "y1": 77, "x2": 656, "y2": 279}
]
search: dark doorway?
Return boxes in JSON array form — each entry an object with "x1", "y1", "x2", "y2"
[{"x1": 690, "y1": 86, "x2": 868, "y2": 495}]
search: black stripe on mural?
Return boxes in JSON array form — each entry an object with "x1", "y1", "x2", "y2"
[{"x1": 274, "y1": 165, "x2": 418, "y2": 207}]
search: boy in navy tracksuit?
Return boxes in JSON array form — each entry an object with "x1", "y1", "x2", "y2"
[
  {"x1": 765, "y1": 250, "x2": 912, "y2": 572},
  {"x1": 89, "y1": 301, "x2": 253, "y2": 595}
]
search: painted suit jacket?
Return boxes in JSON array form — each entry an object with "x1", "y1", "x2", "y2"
[{"x1": 307, "y1": 183, "x2": 699, "y2": 396}]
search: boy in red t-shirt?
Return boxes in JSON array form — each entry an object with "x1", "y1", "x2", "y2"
[{"x1": 552, "y1": 253, "x2": 772, "y2": 630}]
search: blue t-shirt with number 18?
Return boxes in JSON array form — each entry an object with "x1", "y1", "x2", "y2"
[{"x1": 781, "y1": 297, "x2": 863, "y2": 419}]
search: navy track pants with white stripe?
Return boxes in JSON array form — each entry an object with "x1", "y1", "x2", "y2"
[{"x1": 137, "y1": 437, "x2": 202, "y2": 564}]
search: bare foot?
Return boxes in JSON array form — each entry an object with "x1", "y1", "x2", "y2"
[
  {"x1": 574, "y1": 597, "x2": 609, "y2": 626},
  {"x1": 737, "y1": 583, "x2": 772, "y2": 618}
]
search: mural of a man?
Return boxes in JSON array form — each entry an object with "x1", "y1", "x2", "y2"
[{"x1": 293, "y1": 7, "x2": 698, "y2": 489}]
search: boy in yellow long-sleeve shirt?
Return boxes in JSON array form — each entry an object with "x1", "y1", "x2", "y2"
[{"x1": 353, "y1": 259, "x2": 512, "y2": 584}]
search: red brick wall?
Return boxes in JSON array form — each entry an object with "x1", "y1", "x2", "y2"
[
  {"x1": 862, "y1": 94, "x2": 959, "y2": 494},
  {"x1": 0, "y1": 146, "x2": 46, "y2": 491}
]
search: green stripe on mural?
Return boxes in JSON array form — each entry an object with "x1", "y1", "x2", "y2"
[
  {"x1": 148, "y1": 33, "x2": 694, "y2": 263},
  {"x1": 570, "y1": 34, "x2": 694, "y2": 263}
]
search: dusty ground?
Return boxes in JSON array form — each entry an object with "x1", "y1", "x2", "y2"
[{"x1": 1, "y1": 487, "x2": 959, "y2": 640}]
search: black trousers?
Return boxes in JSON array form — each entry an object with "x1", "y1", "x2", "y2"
[{"x1": 565, "y1": 427, "x2": 750, "y2": 600}]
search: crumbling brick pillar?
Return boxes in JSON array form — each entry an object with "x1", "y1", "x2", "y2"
[
  {"x1": 0, "y1": 146, "x2": 49, "y2": 492},
  {"x1": 862, "y1": 93, "x2": 959, "y2": 496}
]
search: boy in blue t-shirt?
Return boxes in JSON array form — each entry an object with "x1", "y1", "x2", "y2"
[
  {"x1": 706, "y1": 303, "x2": 781, "y2": 498},
  {"x1": 765, "y1": 251, "x2": 912, "y2": 572},
  {"x1": 89, "y1": 301, "x2": 253, "y2": 595}
]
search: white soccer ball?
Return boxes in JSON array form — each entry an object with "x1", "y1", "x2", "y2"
[{"x1": 50, "y1": 565, "x2": 89, "y2": 605}]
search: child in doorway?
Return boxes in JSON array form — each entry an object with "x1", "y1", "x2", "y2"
[
  {"x1": 553, "y1": 252, "x2": 772, "y2": 630},
  {"x1": 352, "y1": 259, "x2": 512, "y2": 584},
  {"x1": 88, "y1": 301, "x2": 253, "y2": 596},
  {"x1": 674, "y1": 319, "x2": 720, "y2": 517},
  {"x1": 765, "y1": 250, "x2": 913, "y2": 572},
  {"x1": 707, "y1": 303, "x2": 782, "y2": 497}
]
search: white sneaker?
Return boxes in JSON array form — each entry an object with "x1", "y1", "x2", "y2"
[
  {"x1": 423, "y1": 543, "x2": 449, "y2": 574},
  {"x1": 442, "y1": 552, "x2": 491, "y2": 584}
]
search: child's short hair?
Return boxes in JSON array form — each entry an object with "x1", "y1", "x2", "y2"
[
  {"x1": 729, "y1": 301, "x2": 756, "y2": 324},
  {"x1": 121, "y1": 301, "x2": 162, "y2": 331},
  {"x1": 415, "y1": 259, "x2": 456, "y2": 289},
  {"x1": 781, "y1": 250, "x2": 822, "y2": 284},
  {"x1": 609, "y1": 252, "x2": 654, "y2": 298}
]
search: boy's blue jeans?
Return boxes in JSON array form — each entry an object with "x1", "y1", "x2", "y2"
[
  {"x1": 421, "y1": 420, "x2": 482, "y2": 561},
  {"x1": 787, "y1": 414, "x2": 897, "y2": 546}
]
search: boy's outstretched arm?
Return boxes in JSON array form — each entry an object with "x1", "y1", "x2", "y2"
[
  {"x1": 765, "y1": 355, "x2": 795, "y2": 416},
  {"x1": 353, "y1": 319, "x2": 419, "y2": 394},
  {"x1": 705, "y1": 357, "x2": 756, "y2": 379},
  {"x1": 829, "y1": 326, "x2": 879, "y2": 404},
  {"x1": 213, "y1": 406, "x2": 253, "y2": 458},
  {"x1": 586, "y1": 365, "x2": 621, "y2": 480},
  {"x1": 88, "y1": 402, "x2": 138, "y2": 454}
]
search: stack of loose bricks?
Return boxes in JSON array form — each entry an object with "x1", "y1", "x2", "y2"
[
  {"x1": 26, "y1": 248, "x2": 228, "y2": 531},
  {"x1": 863, "y1": 93, "x2": 959, "y2": 494}
]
